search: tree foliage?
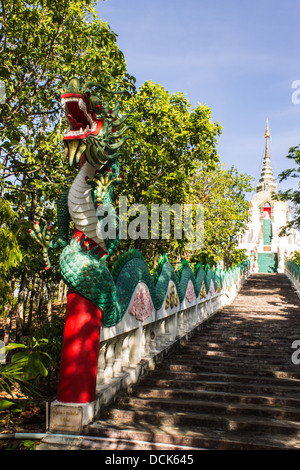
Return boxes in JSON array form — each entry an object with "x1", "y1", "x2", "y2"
[
  {"x1": 0, "y1": 199, "x2": 22, "y2": 310},
  {"x1": 115, "y1": 81, "x2": 222, "y2": 267},
  {"x1": 189, "y1": 164, "x2": 253, "y2": 269},
  {"x1": 288, "y1": 250, "x2": 300, "y2": 266},
  {"x1": 273, "y1": 144, "x2": 300, "y2": 234},
  {"x1": 0, "y1": 0, "x2": 135, "y2": 336}
]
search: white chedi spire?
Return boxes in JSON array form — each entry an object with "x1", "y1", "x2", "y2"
[{"x1": 256, "y1": 120, "x2": 277, "y2": 193}]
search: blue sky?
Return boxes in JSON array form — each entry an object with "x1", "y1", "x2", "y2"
[{"x1": 96, "y1": 0, "x2": 300, "y2": 194}]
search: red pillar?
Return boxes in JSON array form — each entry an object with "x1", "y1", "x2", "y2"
[{"x1": 57, "y1": 290, "x2": 102, "y2": 404}]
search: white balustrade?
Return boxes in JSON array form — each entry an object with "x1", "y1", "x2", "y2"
[
  {"x1": 96, "y1": 265, "x2": 252, "y2": 393},
  {"x1": 285, "y1": 261, "x2": 300, "y2": 299},
  {"x1": 50, "y1": 262, "x2": 252, "y2": 433},
  {"x1": 113, "y1": 337, "x2": 123, "y2": 377}
]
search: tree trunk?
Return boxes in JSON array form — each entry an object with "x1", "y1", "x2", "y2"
[
  {"x1": 26, "y1": 276, "x2": 36, "y2": 329},
  {"x1": 3, "y1": 277, "x2": 16, "y2": 345},
  {"x1": 4, "y1": 304, "x2": 13, "y2": 346},
  {"x1": 63, "y1": 283, "x2": 68, "y2": 302},
  {"x1": 36, "y1": 279, "x2": 45, "y2": 319},
  {"x1": 47, "y1": 296, "x2": 52, "y2": 322},
  {"x1": 223, "y1": 252, "x2": 230, "y2": 271},
  {"x1": 57, "y1": 279, "x2": 64, "y2": 302},
  {"x1": 46, "y1": 282, "x2": 54, "y2": 322},
  {"x1": 16, "y1": 274, "x2": 27, "y2": 340}
]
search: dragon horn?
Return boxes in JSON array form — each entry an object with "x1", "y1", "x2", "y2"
[
  {"x1": 83, "y1": 81, "x2": 131, "y2": 96},
  {"x1": 109, "y1": 124, "x2": 135, "y2": 140},
  {"x1": 112, "y1": 114, "x2": 132, "y2": 127},
  {"x1": 106, "y1": 135, "x2": 133, "y2": 150}
]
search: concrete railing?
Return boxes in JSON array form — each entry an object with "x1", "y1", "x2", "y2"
[
  {"x1": 285, "y1": 260, "x2": 300, "y2": 298},
  {"x1": 50, "y1": 261, "x2": 252, "y2": 433}
]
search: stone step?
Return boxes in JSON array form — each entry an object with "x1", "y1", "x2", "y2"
[
  {"x1": 85, "y1": 421, "x2": 300, "y2": 450},
  {"x1": 37, "y1": 433, "x2": 203, "y2": 451},
  {"x1": 140, "y1": 376, "x2": 300, "y2": 398},
  {"x1": 160, "y1": 360, "x2": 299, "y2": 374},
  {"x1": 184, "y1": 339, "x2": 294, "y2": 348},
  {"x1": 132, "y1": 385, "x2": 300, "y2": 408},
  {"x1": 111, "y1": 393, "x2": 300, "y2": 422},
  {"x1": 165, "y1": 350, "x2": 293, "y2": 362},
  {"x1": 190, "y1": 331, "x2": 298, "y2": 341},
  {"x1": 157, "y1": 363, "x2": 300, "y2": 381},
  {"x1": 185, "y1": 338, "x2": 295, "y2": 348},
  {"x1": 100, "y1": 407, "x2": 300, "y2": 437},
  {"x1": 167, "y1": 358, "x2": 295, "y2": 370},
  {"x1": 191, "y1": 334, "x2": 297, "y2": 343}
]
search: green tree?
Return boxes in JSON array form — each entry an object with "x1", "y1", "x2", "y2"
[
  {"x1": 273, "y1": 144, "x2": 300, "y2": 234},
  {"x1": 115, "y1": 81, "x2": 222, "y2": 267},
  {"x1": 0, "y1": 0, "x2": 135, "y2": 212},
  {"x1": 189, "y1": 164, "x2": 253, "y2": 269},
  {"x1": 0, "y1": 0, "x2": 135, "y2": 338},
  {"x1": 0, "y1": 199, "x2": 22, "y2": 312},
  {"x1": 288, "y1": 250, "x2": 300, "y2": 266}
]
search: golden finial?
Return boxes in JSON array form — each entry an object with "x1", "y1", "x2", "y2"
[
  {"x1": 264, "y1": 119, "x2": 270, "y2": 139},
  {"x1": 264, "y1": 119, "x2": 270, "y2": 158}
]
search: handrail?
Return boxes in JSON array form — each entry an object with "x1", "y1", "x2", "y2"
[{"x1": 285, "y1": 259, "x2": 300, "y2": 298}]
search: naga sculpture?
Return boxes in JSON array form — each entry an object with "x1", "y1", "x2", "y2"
[{"x1": 29, "y1": 78, "x2": 234, "y2": 404}]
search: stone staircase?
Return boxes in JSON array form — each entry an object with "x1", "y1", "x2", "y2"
[{"x1": 39, "y1": 273, "x2": 300, "y2": 450}]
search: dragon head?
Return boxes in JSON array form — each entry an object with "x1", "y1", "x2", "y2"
[{"x1": 58, "y1": 78, "x2": 133, "y2": 168}]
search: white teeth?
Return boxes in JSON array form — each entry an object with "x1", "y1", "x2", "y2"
[
  {"x1": 62, "y1": 96, "x2": 96, "y2": 136},
  {"x1": 78, "y1": 98, "x2": 93, "y2": 126},
  {"x1": 64, "y1": 123, "x2": 97, "y2": 136}
]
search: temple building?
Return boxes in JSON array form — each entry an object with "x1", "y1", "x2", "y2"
[{"x1": 238, "y1": 121, "x2": 300, "y2": 273}]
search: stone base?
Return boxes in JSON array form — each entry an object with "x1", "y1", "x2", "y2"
[{"x1": 50, "y1": 401, "x2": 96, "y2": 434}]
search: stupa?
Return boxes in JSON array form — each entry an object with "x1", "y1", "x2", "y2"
[{"x1": 238, "y1": 121, "x2": 300, "y2": 272}]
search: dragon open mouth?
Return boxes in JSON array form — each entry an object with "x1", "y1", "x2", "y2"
[
  {"x1": 61, "y1": 93, "x2": 102, "y2": 140},
  {"x1": 61, "y1": 93, "x2": 103, "y2": 166}
]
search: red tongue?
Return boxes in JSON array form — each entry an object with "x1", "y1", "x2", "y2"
[{"x1": 68, "y1": 114, "x2": 83, "y2": 129}]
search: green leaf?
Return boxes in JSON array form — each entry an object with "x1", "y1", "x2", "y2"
[
  {"x1": 6, "y1": 343, "x2": 27, "y2": 351},
  {"x1": 0, "y1": 399, "x2": 16, "y2": 411},
  {"x1": 25, "y1": 352, "x2": 48, "y2": 379},
  {"x1": 11, "y1": 351, "x2": 29, "y2": 365}
]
